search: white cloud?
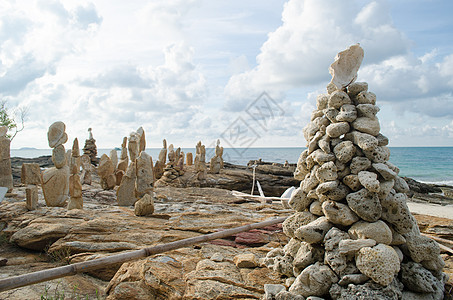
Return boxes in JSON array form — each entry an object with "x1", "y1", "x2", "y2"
[{"x1": 224, "y1": 0, "x2": 409, "y2": 109}]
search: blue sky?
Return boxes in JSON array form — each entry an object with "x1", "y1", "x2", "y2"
[{"x1": 1, "y1": 0, "x2": 452, "y2": 149}]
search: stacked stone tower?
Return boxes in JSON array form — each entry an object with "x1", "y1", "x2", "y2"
[{"x1": 263, "y1": 45, "x2": 446, "y2": 299}]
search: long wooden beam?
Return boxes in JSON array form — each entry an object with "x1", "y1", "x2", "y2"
[{"x1": 0, "y1": 216, "x2": 287, "y2": 292}]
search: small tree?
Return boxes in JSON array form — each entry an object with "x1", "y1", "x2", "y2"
[{"x1": 0, "y1": 100, "x2": 27, "y2": 140}]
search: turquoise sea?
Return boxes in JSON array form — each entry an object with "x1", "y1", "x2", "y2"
[{"x1": 11, "y1": 147, "x2": 453, "y2": 186}]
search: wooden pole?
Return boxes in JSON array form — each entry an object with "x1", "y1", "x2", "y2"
[{"x1": 0, "y1": 216, "x2": 287, "y2": 293}]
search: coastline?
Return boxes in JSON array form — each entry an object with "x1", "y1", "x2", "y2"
[{"x1": 9, "y1": 146, "x2": 453, "y2": 186}]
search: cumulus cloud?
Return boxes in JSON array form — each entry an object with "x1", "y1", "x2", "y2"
[
  {"x1": 224, "y1": 0, "x2": 409, "y2": 109},
  {"x1": 0, "y1": 1, "x2": 102, "y2": 99}
]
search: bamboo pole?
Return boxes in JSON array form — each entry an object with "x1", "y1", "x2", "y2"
[{"x1": 0, "y1": 216, "x2": 287, "y2": 293}]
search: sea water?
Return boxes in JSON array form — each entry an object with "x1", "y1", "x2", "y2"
[{"x1": 11, "y1": 147, "x2": 453, "y2": 186}]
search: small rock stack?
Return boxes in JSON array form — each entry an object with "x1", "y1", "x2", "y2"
[
  {"x1": 160, "y1": 144, "x2": 185, "y2": 182},
  {"x1": 263, "y1": 45, "x2": 446, "y2": 299},
  {"x1": 68, "y1": 138, "x2": 83, "y2": 210},
  {"x1": 194, "y1": 141, "x2": 207, "y2": 180},
  {"x1": 41, "y1": 121, "x2": 70, "y2": 207},
  {"x1": 210, "y1": 139, "x2": 224, "y2": 174},
  {"x1": 83, "y1": 128, "x2": 98, "y2": 165}
]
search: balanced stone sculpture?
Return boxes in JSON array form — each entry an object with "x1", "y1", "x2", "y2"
[
  {"x1": 210, "y1": 139, "x2": 223, "y2": 174},
  {"x1": 154, "y1": 139, "x2": 167, "y2": 180},
  {"x1": 135, "y1": 151, "x2": 154, "y2": 198},
  {"x1": 80, "y1": 154, "x2": 92, "y2": 185},
  {"x1": 194, "y1": 141, "x2": 207, "y2": 180},
  {"x1": 0, "y1": 126, "x2": 13, "y2": 192},
  {"x1": 128, "y1": 131, "x2": 140, "y2": 162},
  {"x1": 136, "y1": 126, "x2": 146, "y2": 153},
  {"x1": 98, "y1": 154, "x2": 116, "y2": 190},
  {"x1": 41, "y1": 121, "x2": 70, "y2": 207},
  {"x1": 83, "y1": 128, "x2": 98, "y2": 165},
  {"x1": 159, "y1": 144, "x2": 184, "y2": 182},
  {"x1": 117, "y1": 162, "x2": 137, "y2": 206},
  {"x1": 263, "y1": 45, "x2": 446, "y2": 299},
  {"x1": 68, "y1": 138, "x2": 83, "y2": 210},
  {"x1": 117, "y1": 137, "x2": 129, "y2": 172}
]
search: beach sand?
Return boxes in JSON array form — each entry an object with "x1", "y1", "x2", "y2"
[{"x1": 408, "y1": 201, "x2": 453, "y2": 220}]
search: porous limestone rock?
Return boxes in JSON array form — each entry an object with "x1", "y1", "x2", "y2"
[
  {"x1": 323, "y1": 227, "x2": 350, "y2": 275},
  {"x1": 355, "y1": 244, "x2": 400, "y2": 286},
  {"x1": 322, "y1": 201, "x2": 359, "y2": 226},
  {"x1": 352, "y1": 117, "x2": 380, "y2": 136},
  {"x1": 282, "y1": 212, "x2": 317, "y2": 239},
  {"x1": 288, "y1": 188, "x2": 312, "y2": 212},
  {"x1": 263, "y1": 284, "x2": 286, "y2": 300},
  {"x1": 357, "y1": 171, "x2": 380, "y2": 193},
  {"x1": 326, "y1": 122, "x2": 350, "y2": 138},
  {"x1": 333, "y1": 141, "x2": 355, "y2": 163},
  {"x1": 372, "y1": 162, "x2": 396, "y2": 180},
  {"x1": 380, "y1": 192, "x2": 414, "y2": 234},
  {"x1": 338, "y1": 239, "x2": 376, "y2": 255},
  {"x1": 349, "y1": 156, "x2": 371, "y2": 174},
  {"x1": 294, "y1": 217, "x2": 333, "y2": 244},
  {"x1": 348, "y1": 220, "x2": 392, "y2": 245},
  {"x1": 329, "y1": 43, "x2": 364, "y2": 90},
  {"x1": 346, "y1": 188, "x2": 382, "y2": 222},
  {"x1": 293, "y1": 242, "x2": 324, "y2": 272},
  {"x1": 328, "y1": 90, "x2": 351, "y2": 109},
  {"x1": 315, "y1": 161, "x2": 337, "y2": 182},
  {"x1": 342, "y1": 174, "x2": 361, "y2": 191},
  {"x1": 336, "y1": 104, "x2": 357, "y2": 123},
  {"x1": 289, "y1": 262, "x2": 338, "y2": 297},
  {"x1": 347, "y1": 82, "x2": 368, "y2": 97},
  {"x1": 400, "y1": 261, "x2": 442, "y2": 294}
]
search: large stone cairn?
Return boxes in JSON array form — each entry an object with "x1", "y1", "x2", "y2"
[
  {"x1": 0, "y1": 126, "x2": 13, "y2": 192},
  {"x1": 263, "y1": 45, "x2": 446, "y2": 299},
  {"x1": 41, "y1": 121, "x2": 70, "y2": 207},
  {"x1": 83, "y1": 128, "x2": 98, "y2": 165},
  {"x1": 209, "y1": 139, "x2": 224, "y2": 174}
]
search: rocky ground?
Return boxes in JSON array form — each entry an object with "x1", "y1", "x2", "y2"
[{"x1": 0, "y1": 157, "x2": 452, "y2": 299}]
